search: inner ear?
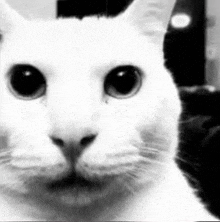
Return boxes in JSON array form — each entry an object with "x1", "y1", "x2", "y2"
[
  {"x1": 119, "y1": 0, "x2": 176, "y2": 44},
  {"x1": 0, "y1": 0, "x2": 25, "y2": 34}
]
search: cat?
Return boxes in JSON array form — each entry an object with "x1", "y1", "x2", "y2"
[{"x1": 0, "y1": 0, "x2": 218, "y2": 221}]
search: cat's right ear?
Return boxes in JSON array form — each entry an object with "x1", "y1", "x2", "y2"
[
  {"x1": 119, "y1": 0, "x2": 176, "y2": 45},
  {"x1": 0, "y1": 0, "x2": 25, "y2": 35}
]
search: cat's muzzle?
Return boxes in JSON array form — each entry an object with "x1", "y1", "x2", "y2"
[{"x1": 46, "y1": 170, "x2": 108, "y2": 191}]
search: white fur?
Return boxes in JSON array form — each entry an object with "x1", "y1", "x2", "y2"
[{"x1": 0, "y1": 0, "x2": 218, "y2": 221}]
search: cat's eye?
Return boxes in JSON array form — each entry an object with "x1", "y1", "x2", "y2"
[
  {"x1": 8, "y1": 64, "x2": 46, "y2": 100},
  {"x1": 104, "y1": 65, "x2": 142, "y2": 99}
]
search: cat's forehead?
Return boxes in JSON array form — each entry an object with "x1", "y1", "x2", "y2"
[
  {"x1": 2, "y1": 17, "x2": 155, "y2": 68},
  {"x1": 5, "y1": 18, "x2": 139, "y2": 54}
]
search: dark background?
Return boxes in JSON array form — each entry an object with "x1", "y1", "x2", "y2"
[
  {"x1": 165, "y1": 0, "x2": 205, "y2": 86},
  {"x1": 57, "y1": 0, "x2": 205, "y2": 87}
]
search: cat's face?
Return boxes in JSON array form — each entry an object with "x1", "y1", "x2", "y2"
[{"x1": 0, "y1": 0, "x2": 179, "y2": 206}]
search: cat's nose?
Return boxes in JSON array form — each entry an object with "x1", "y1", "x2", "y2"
[{"x1": 50, "y1": 132, "x2": 97, "y2": 155}]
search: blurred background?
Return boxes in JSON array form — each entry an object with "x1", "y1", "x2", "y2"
[{"x1": 2, "y1": 0, "x2": 220, "y2": 219}]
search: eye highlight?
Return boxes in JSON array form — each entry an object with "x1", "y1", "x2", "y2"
[
  {"x1": 104, "y1": 65, "x2": 142, "y2": 99},
  {"x1": 7, "y1": 64, "x2": 46, "y2": 100}
]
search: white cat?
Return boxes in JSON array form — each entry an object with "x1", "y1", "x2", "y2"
[{"x1": 0, "y1": 0, "x2": 218, "y2": 221}]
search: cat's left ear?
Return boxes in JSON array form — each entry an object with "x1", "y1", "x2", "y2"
[
  {"x1": 120, "y1": 0, "x2": 176, "y2": 44},
  {"x1": 0, "y1": 0, "x2": 25, "y2": 35}
]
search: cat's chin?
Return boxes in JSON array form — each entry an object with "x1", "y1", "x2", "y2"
[
  {"x1": 48, "y1": 174, "x2": 112, "y2": 206},
  {"x1": 25, "y1": 171, "x2": 116, "y2": 207},
  {"x1": 46, "y1": 183, "x2": 113, "y2": 207}
]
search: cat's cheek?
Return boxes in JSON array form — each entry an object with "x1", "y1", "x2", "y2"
[
  {"x1": 7, "y1": 130, "x2": 69, "y2": 178},
  {"x1": 75, "y1": 133, "x2": 141, "y2": 178}
]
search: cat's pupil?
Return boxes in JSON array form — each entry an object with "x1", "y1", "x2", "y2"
[
  {"x1": 104, "y1": 65, "x2": 142, "y2": 99},
  {"x1": 8, "y1": 64, "x2": 46, "y2": 100}
]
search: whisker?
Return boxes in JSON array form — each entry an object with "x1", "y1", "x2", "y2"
[
  {"x1": 144, "y1": 149, "x2": 170, "y2": 157},
  {"x1": 0, "y1": 150, "x2": 11, "y2": 157},
  {"x1": 0, "y1": 155, "x2": 10, "y2": 159},
  {"x1": 179, "y1": 116, "x2": 200, "y2": 124},
  {"x1": 119, "y1": 172, "x2": 142, "y2": 193},
  {"x1": 0, "y1": 155, "x2": 11, "y2": 162},
  {"x1": 144, "y1": 142, "x2": 169, "y2": 149},
  {"x1": 0, "y1": 159, "x2": 11, "y2": 165},
  {"x1": 134, "y1": 142, "x2": 171, "y2": 156},
  {"x1": 181, "y1": 171, "x2": 200, "y2": 186},
  {"x1": 140, "y1": 149, "x2": 173, "y2": 161},
  {"x1": 175, "y1": 155, "x2": 200, "y2": 168},
  {"x1": 122, "y1": 169, "x2": 158, "y2": 191},
  {"x1": 135, "y1": 141, "x2": 168, "y2": 149},
  {"x1": 119, "y1": 178, "x2": 137, "y2": 194},
  {"x1": 138, "y1": 156, "x2": 168, "y2": 167},
  {"x1": 0, "y1": 155, "x2": 10, "y2": 160}
]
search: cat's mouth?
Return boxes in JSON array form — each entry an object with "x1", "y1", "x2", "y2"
[{"x1": 46, "y1": 171, "x2": 107, "y2": 191}]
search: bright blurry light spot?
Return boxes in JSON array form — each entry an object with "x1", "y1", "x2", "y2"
[{"x1": 171, "y1": 13, "x2": 192, "y2": 29}]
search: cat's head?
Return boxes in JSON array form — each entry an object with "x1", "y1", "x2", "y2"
[{"x1": 0, "y1": 0, "x2": 179, "y2": 206}]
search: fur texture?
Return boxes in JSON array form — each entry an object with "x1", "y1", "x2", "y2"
[{"x1": 0, "y1": 0, "x2": 217, "y2": 220}]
